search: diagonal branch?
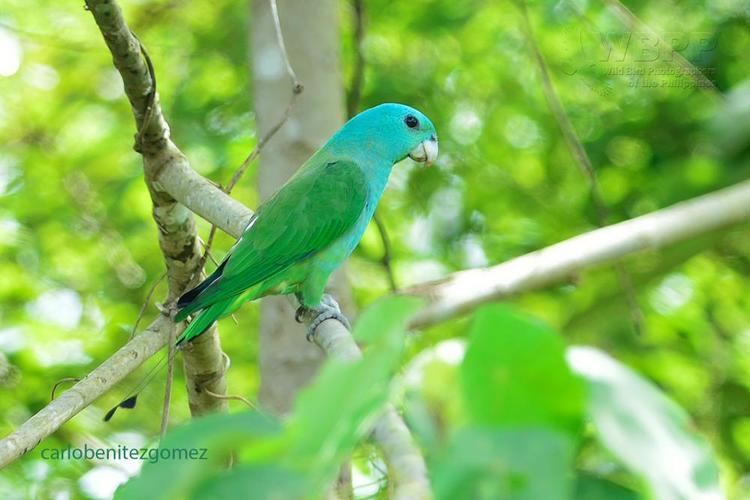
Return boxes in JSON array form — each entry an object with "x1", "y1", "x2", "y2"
[
  {"x1": 84, "y1": 0, "x2": 227, "y2": 417},
  {"x1": 0, "y1": 315, "x2": 172, "y2": 468},
  {"x1": 407, "y1": 180, "x2": 750, "y2": 328}
]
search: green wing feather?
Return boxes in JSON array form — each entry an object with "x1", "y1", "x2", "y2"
[{"x1": 175, "y1": 160, "x2": 368, "y2": 322}]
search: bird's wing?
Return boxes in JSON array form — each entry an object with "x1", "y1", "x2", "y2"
[{"x1": 176, "y1": 160, "x2": 368, "y2": 318}]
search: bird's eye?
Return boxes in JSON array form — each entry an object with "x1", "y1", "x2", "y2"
[{"x1": 404, "y1": 115, "x2": 419, "y2": 129}]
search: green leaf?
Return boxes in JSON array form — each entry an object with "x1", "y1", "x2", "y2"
[
  {"x1": 431, "y1": 427, "x2": 576, "y2": 500},
  {"x1": 115, "y1": 411, "x2": 280, "y2": 500},
  {"x1": 352, "y1": 295, "x2": 424, "y2": 344},
  {"x1": 573, "y1": 472, "x2": 642, "y2": 500},
  {"x1": 461, "y1": 305, "x2": 585, "y2": 433},
  {"x1": 286, "y1": 296, "x2": 423, "y2": 490},
  {"x1": 192, "y1": 463, "x2": 308, "y2": 500},
  {"x1": 567, "y1": 347, "x2": 722, "y2": 500}
]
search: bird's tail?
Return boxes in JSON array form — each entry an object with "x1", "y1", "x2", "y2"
[{"x1": 176, "y1": 298, "x2": 232, "y2": 346}]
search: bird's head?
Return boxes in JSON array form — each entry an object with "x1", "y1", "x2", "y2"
[{"x1": 333, "y1": 103, "x2": 438, "y2": 167}]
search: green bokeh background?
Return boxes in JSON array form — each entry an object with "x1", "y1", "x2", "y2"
[{"x1": 1, "y1": 0, "x2": 749, "y2": 498}]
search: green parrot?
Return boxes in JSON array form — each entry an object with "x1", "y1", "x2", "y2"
[{"x1": 174, "y1": 103, "x2": 438, "y2": 344}]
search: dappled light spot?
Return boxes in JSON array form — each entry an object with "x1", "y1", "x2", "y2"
[
  {"x1": 650, "y1": 273, "x2": 694, "y2": 315},
  {"x1": 0, "y1": 217, "x2": 20, "y2": 244},
  {"x1": 605, "y1": 135, "x2": 652, "y2": 169},
  {"x1": 450, "y1": 105, "x2": 482, "y2": 145},
  {"x1": 503, "y1": 114, "x2": 541, "y2": 149},
  {"x1": 0, "y1": 327, "x2": 25, "y2": 353},
  {"x1": 403, "y1": 338, "x2": 467, "y2": 387},
  {"x1": 79, "y1": 465, "x2": 129, "y2": 500},
  {"x1": 33, "y1": 340, "x2": 91, "y2": 367},
  {"x1": 0, "y1": 154, "x2": 19, "y2": 196},
  {"x1": 399, "y1": 259, "x2": 448, "y2": 287},
  {"x1": 96, "y1": 69, "x2": 125, "y2": 101},
  {"x1": 26, "y1": 289, "x2": 83, "y2": 330},
  {"x1": 461, "y1": 236, "x2": 489, "y2": 268},
  {"x1": 22, "y1": 64, "x2": 59, "y2": 91},
  {"x1": 0, "y1": 27, "x2": 21, "y2": 77}
]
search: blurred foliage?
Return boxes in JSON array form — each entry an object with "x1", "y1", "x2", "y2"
[
  {"x1": 0, "y1": 0, "x2": 749, "y2": 498},
  {"x1": 116, "y1": 302, "x2": 720, "y2": 499}
]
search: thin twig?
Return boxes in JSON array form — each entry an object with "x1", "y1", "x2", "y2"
[
  {"x1": 203, "y1": 388, "x2": 258, "y2": 411},
  {"x1": 196, "y1": 0, "x2": 303, "y2": 277},
  {"x1": 160, "y1": 320, "x2": 176, "y2": 439},
  {"x1": 198, "y1": 237, "x2": 220, "y2": 266},
  {"x1": 130, "y1": 271, "x2": 167, "y2": 340},
  {"x1": 226, "y1": 96, "x2": 298, "y2": 193},
  {"x1": 50, "y1": 378, "x2": 81, "y2": 402},
  {"x1": 519, "y1": 0, "x2": 645, "y2": 335},
  {"x1": 268, "y1": 0, "x2": 303, "y2": 93},
  {"x1": 346, "y1": 0, "x2": 366, "y2": 117},
  {"x1": 196, "y1": 94, "x2": 298, "y2": 279},
  {"x1": 200, "y1": 353, "x2": 263, "y2": 414},
  {"x1": 344, "y1": 0, "x2": 397, "y2": 292},
  {"x1": 372, "y1": 212, "x2": 398, "y2": 292}
]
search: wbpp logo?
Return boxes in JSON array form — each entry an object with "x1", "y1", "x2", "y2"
[
  {"x1": 595, "y1": 31, "x2": 716, "y2": 63},
  {"x1": 562, "y1": 30, "x2": 718, "y2": 90}
]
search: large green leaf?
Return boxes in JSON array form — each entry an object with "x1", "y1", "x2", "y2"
[
  {"x1": 285, "y1": 296, "x2": 423, "y2": 489},
  {"x1": 461, "y1": 305, "x2": 585, "y2": 433},
  {"x1": 192, "y1": 463, "x2": 308, "y2": 500},
  {"x1": 567, "y1": 347, "x2": 723, "y2": 500},
  {"x1": 574, "y1": 472, "x2": 642, "y2": 500},
  {"x1": 352, "y1": 295, "x2": 425, "y2": 345},
  {"x1": 431, "y1": 427, "x2": 576, "y2": 500},
  {"x1": 115, "y1": 411, "x2": 281, "y2": 500}
]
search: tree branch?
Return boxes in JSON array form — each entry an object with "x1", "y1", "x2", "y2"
[
  {"x1": 84, "y1": 0, "x2": 228, "y2": 418},
  {"x1": 0, "y1": 315, "x2": 172, "y2": 468},
  {"x1": 407, "y1": 180, "x2": 750, "y2": 328}
]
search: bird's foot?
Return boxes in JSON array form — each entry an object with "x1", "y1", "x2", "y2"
[{"x1": 296, "y1": 294, "x2": 351, "y2": 342}]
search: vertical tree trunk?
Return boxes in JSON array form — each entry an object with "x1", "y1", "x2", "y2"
[{"x1": 249, "y1": 0, "x2": 353, "y2": 415}]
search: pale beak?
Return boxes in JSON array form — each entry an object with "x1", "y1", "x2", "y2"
[{"x1": 408, "y1": 135, "x2": 439, "y2": 166}]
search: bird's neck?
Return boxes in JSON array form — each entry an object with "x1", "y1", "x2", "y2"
[
  {"x1": 325, "y1": 120, "x2": 407, "y2": 165},
  {"x1": 317, "y1": 135, "x2": 397, "y2": 191}
]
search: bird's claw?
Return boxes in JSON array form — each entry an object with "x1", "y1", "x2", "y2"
[
  {"x1": 295, "y1": 306, "x2": 308, "y2": 323},
  {"x1": 303, "y1": 294, "x2": 351, "y2": 342}
]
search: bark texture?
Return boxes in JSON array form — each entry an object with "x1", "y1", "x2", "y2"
[{"x1": 84, "y1": 0, "x2": 227, "y2": 417}]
